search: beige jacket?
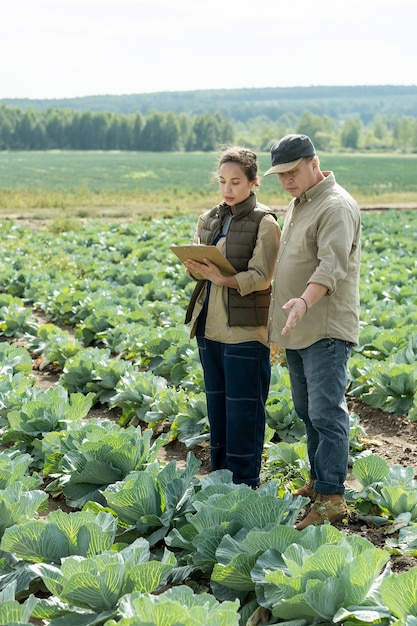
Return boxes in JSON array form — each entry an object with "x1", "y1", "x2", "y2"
[{"x1": 268, "y1": 172, "x2": 361, "y2": 350}]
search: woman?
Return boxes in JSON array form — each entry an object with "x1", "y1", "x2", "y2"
[{"x1": 184, "y1": 146, "x2": 281, "y2": 487}]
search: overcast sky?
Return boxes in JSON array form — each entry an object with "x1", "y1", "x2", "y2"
[{"x1": 2, "y1": 0, "x2": 416, "y2": 100}]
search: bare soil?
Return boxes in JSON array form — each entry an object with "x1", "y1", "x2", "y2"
[{"x1": 347, "y1": 398, "x2": 417, "y2": 473}]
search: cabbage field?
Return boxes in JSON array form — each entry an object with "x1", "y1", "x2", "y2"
[{"x1": 0, "y1": 207, "x2": 416, "y2": 625}]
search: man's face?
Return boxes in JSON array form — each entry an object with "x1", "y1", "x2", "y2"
[{"x1": 277, "y1": 158, "x2": 317, "y2": 198}]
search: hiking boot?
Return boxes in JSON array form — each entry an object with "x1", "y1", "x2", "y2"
[
  {"x1": 294, "y1": 493, "x2": 348, "y2": 530},
  {"x1": 292, "y1": 479, "x2": 317, "y2": 501}
]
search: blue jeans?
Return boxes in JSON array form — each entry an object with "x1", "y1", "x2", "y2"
[
  {"x1": 197, "y1": 338, "x2": 270, "y2": 487},
  {"x1": 285, "y1": 338, "x2": 353, "y2": 495}
]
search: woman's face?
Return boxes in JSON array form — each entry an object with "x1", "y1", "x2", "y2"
[{"x1": 218, "y1": 161, "x2": 256, "y2": 207}]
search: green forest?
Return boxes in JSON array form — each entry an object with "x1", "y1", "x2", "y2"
[{"x1": 1, "y1": 85, "x2": 417, "y2": 152}]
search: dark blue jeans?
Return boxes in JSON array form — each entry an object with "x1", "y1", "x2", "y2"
[
  {"x1": 197, "y1": 338, "x2": 271, "y2": 487},
  {"x1": 285, "y1": 338, "x2": 353, "y2": 495}
]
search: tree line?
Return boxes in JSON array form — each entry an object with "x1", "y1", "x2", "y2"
[
  {"x1": 1, "y1": 104, "x2": 417, "y2": 152},
  {"x1": 0, "y1": 106, "x2": 234, "y2": 152}
]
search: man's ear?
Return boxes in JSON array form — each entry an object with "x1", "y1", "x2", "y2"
[{"x1": 312, "y1": 155, "x2": 320, "y2": 170}]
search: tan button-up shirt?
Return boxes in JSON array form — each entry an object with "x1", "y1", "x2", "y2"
[{"x1": 268, "y1": 172, "x2": 361, "y2": 350}]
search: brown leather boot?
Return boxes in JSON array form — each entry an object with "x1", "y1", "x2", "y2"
[
  {"x1": 292, "y1": 479, "x2": 317, "y2": 501},
  {"x1": 294, "y1": 493, "x2": 347, "y2": 530}
]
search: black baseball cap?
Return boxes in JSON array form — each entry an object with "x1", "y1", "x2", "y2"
[{"x1": 264, "y1": 134, "x2": 316, "y2": 175}]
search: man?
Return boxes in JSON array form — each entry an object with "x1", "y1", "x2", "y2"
[{"x1": 264, "y1": 134, "x2": 361, "y2": 530}]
